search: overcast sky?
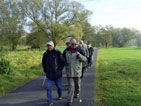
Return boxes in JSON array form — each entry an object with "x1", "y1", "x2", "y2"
[{"x1": 74, "y1": 0, "x2": 141, "y2": 30}]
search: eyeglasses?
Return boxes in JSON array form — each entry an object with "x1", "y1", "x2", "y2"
[{"x1": 71, "y1": 43, "x2": 77, "y2": 46}]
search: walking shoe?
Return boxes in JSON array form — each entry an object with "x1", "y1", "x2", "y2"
[
  {"x1": 58, "y1": 96, "x2": 62, "y2": 100},
  {"x1": 74, "y1": 94, "x2": 79, "y2": 98},
  {"x1": 47, "y1": 101, "x2": 53, "y2": 106},
  {"x1": 67, "y1": 102, "x2": 72, "y2": 106},
  {"x1": 48, "y1": 102, "x2": 53, "y2": 106}
]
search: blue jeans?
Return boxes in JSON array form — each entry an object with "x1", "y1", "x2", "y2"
[{"x1": 46, "y1": 78, "x2": 62, "y2": 103}]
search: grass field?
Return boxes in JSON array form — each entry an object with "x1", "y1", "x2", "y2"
[
  {"x1": 95, "y1": 47, "x2": 141, "y2": 106},
  {"x1": 0, "y1": 46, "x2": 65, "y2": 96}
]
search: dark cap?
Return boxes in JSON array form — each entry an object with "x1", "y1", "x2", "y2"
[{"x1": 66, "y1": 41, "x2": 70, "y2": 44}]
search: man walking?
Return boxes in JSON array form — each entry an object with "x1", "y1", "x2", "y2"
[
  {"x1": 87, "y1": 44, "x2": 94, "y2": 67},
  {"x1": 42, "y1": 41, "x2": 64, "y2": 106},
  {"x1": 63, "y1": 39, "x2": 87, "y2": 106},
  {"x1": 79, "y1": 40, "x2": 89, "y2": 59},
  {"x1": 78, "y1": 40, "x2": 89, "y2": 78}
]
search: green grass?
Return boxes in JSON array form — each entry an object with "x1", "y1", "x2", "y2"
[
  {"x1": 0, "y1": 46, "x2": 66, "y2": 96},
  {"x1": 56, "y1": 46, "x2": 66, "y2": 52},
  {"x1": 95, "y1": 47, "x2": 141, "y2": 106}
]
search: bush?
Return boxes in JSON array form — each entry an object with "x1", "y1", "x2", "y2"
[
  {"x1": 0, "y1": 59, "x2": 13, "y2": 75},
  {"x1": 26, "y1": 31, "x2": 46, "y2": 48}
]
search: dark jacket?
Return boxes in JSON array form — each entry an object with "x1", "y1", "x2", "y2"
[
  {"x1": 88, "y1": 47, "x2": 94, "y2": 57},
  {"x1": 42, "y1": 49, "x2": 64, "y2": 80}
]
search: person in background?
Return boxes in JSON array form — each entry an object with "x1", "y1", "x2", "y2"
[
  {"x1": 87, "y1": 44, "x2": 94, "y2": 67},
  {"x1": 42, "y1": 41, "x2": 64, "y2": 106},
  {"x1": 78, "y1": 42, "x2": 86, "y2": 79},
  {"x1": 66, "y1": 41, "x2": 70, "y2": 48},
  {"x1": 63, "y1": 39, "x2": 87, "y2": 106},
  {"x1": 78, "y1": 40, "x2": 89, "y2": 78},
  {"x1": 79, "y1": 40, "x2": 89, "y2": 59}
]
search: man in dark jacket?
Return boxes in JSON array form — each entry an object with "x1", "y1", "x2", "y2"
[
  {"x1": 87, "y1": 44, "x2": 94, "y2": 67},
  {"x1": 42, "y1": 41, "x2": 64, "y2": 106}
]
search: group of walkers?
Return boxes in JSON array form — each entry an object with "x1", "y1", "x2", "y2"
[{"x1": 42, "y1": 39, "x2": 94, "y2": 106}]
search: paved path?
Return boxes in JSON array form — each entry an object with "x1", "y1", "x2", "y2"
[{"x1": 0, "y1": 49, "x2": 98, "y2": 106}]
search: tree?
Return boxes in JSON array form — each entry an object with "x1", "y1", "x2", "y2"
[
  {"x1": 0, "y1": 0, "x2": 24, "y2": 50},
  {"x1": 68, "y1": 1, "x2": 92, "y2": 43},
  {"x1": 26, "y1": 32, "x2": 46, "y2": 48},
  {"x1": 82, "y1": 22, "x2": 96, "y2": 45},
  {"x1": 21, "y1": 0, "x2": 92, "y2": 46},
  {"x1": 136, "y1": 33, "x2": 141, "y2": 47},
  {"x1": 98, "y1": 26, "x2": 112, "y2": 48},
  {"x1": 114, "y1": 28, "x2": 137, "y2": 47}
]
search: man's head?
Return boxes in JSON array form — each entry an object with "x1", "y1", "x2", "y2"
[
  {"x1": 79, "y1": 40, "x2": 84, "y2": 45},
  {"x1": 79, "y1": 43, "x2": 83, "y2": 48},
  {"x1": 88, "y1": 44, "x2": 91, "y2": 48},
  {"x1": 70, "y1": 39, "x2": 77, "y2": 49},
  {"x1": 66, "y1": 41, "x2": 70, "y2": 47},
  {"x1": 46, "y1": 41, "x2": 54, "y2": 51}
]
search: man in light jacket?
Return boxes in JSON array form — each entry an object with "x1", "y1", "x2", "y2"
[
  {"x1": 78, "y1": 40, "x2": 89, "y2": 78},
  {"x1": 63, "y1": 39, "x2": 87, "y2": 106}
]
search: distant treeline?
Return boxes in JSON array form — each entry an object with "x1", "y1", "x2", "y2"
[{"x1": 83, "y1": 25, "x2": 141, "y2": 48}]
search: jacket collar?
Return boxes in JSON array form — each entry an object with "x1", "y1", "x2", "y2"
[
  {"x1": 67, "y1": 47, "x2": 79, "y2": 52},
  {"x1": 46, "y1": 49, "x2": 56, "y2": 54}
]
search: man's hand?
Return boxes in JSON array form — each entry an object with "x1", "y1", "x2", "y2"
[{"x1": 76, "y1": 52, "x2": 80, "y2": 55}]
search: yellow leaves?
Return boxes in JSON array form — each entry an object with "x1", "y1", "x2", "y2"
[{"x1": 68, "y1": 24, "x2": 83, "y2": 39}]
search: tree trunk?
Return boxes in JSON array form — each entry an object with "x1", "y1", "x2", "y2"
[
  {"x1": 106, "y1": 42, "x2": 108, "y2": 48},
  {"x1": 12, "y1": 44, "x2": 16, "y2": 50}
]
